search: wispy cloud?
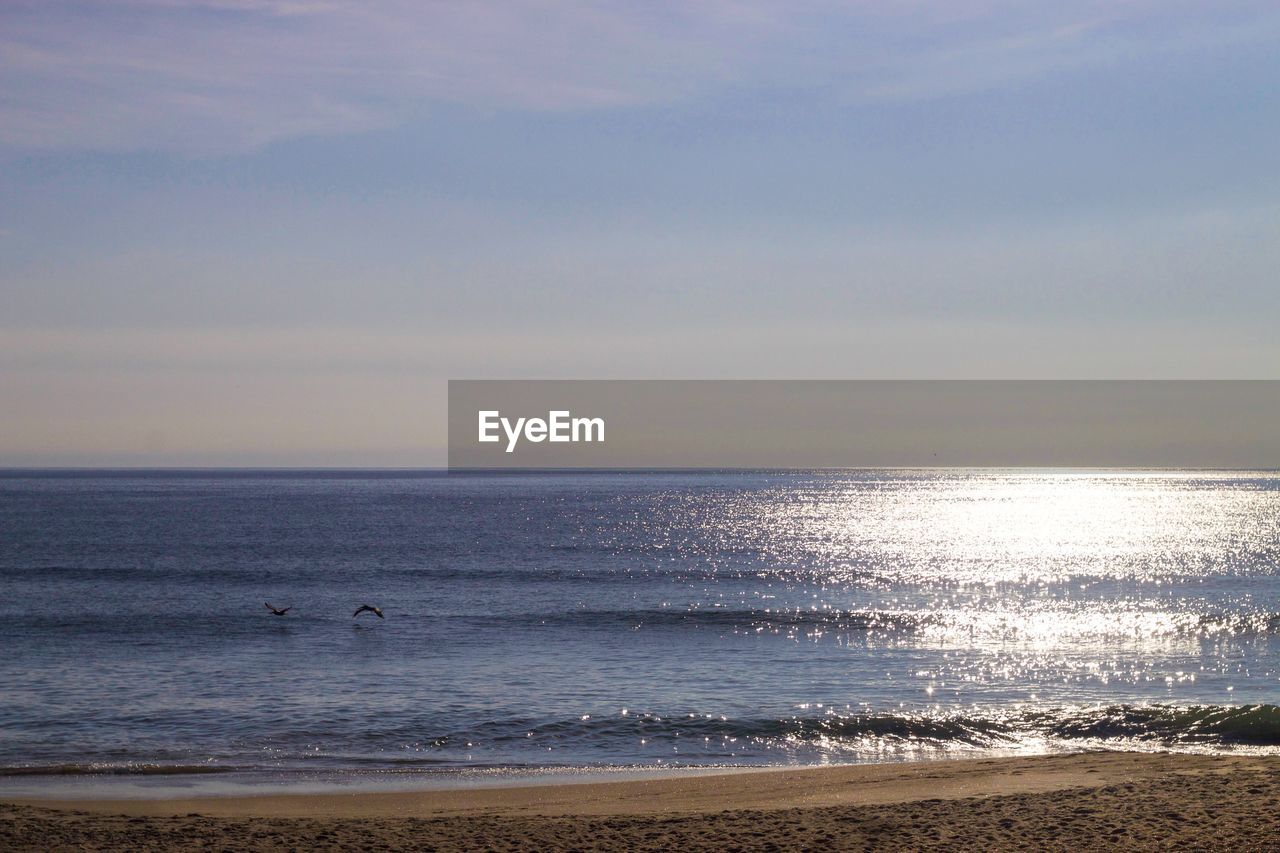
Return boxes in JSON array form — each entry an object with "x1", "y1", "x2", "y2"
[{"x1": 4, "y1": 0, "x2": 1278, "y2": 154}]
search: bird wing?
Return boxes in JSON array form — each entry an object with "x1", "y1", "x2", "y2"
[
  {"x1": 353, "y1": 605, "x2": 369, "y2": 617},
  {"x1": 279, "y1": 607, "x2": 291, "y2": 614},
  {"x1": 264, "y1": 602, "x2": 275, "y2": 611}
]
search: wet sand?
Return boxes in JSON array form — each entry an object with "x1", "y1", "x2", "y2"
[{"x1": 5, "y1": 752, "x2": 1280, "y2": 850}]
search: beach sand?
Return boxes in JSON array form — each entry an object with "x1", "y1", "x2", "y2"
[{"x1": 5, "y1": 752, "x2": 1280, "y2": 850}]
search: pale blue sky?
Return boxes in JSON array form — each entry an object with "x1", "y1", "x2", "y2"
[{"x1": 2, "y1": 1, "x2": 1278, "y2": 465}]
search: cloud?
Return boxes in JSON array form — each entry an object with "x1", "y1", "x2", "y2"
[{"x1": 4, "y1": 0, "x2": 1279, "y2": 155}]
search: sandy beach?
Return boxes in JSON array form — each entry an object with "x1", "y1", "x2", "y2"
[{"x1": 5, "y1": 752, "x2": 1280, "y2": 850}]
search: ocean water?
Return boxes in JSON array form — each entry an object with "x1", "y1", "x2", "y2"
[{"x1": 3, "y1": 469, "x2": 1280, "y2": 795}]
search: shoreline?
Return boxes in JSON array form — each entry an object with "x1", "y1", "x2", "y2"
[
  {"x1": 7, "y1": 752, "x2": 1280, "y2": 849},
  {"x1": 0, "y1": 762, "x2": 775, "y2": 803},
  {"x1": 4, "y1": 751, "x2": 1275, "y2": 816}
]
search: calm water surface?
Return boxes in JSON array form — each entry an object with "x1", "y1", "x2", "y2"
[{"x1": 3, "y1": 469, "x2": 1280, "y2": 794}]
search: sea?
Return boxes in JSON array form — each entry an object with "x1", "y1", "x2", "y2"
[{"x1": 3, "y1": 468, "x2": 1280, "y2": 797}]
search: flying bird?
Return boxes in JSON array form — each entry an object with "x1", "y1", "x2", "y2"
[
  {"x1": 264, "y1": 603, "x2": 292, "y2": 616},
  {"x1": 353, "y1": 604, "x2": 384, "y2": 619}
]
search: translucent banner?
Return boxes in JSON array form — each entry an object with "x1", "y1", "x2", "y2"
[{"x1": 448, "y1": 380, "x2": 1280, "y2": 469}]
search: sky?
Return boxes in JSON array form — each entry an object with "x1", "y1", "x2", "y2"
[{"x1": 2, "y1": 1, "x2": 1279, "y2": 466}]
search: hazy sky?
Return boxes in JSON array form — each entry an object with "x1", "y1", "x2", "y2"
[{"x1": 2, "y1": 1, "x2": 1279, "y2": 465}]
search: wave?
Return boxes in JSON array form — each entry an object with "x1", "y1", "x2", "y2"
[
  {"x1": 0, "y1": 763, "x2": 240, "y2": 777},
  {"x1": 8, "y1": 602, "x2": 1280, "y2": 640},
  {"x1": 495, "y1": 607, "x2": 1280, "y2": 640},
  {"x1": 8, "y1": 705, "x2": 1280, "y2": 778},
  {"x1": 0, "y1": 564, "x2": 659, "y2": 586},
  {"x1": 1042, "y1": 704, "x2": 1280, "y2": 744},
  {"x1": 427, "y1": 704, "x2": 1280, "y2": 751},
  {"x1": 510, "y1": 608, "x2": 943, "y2": 633}
]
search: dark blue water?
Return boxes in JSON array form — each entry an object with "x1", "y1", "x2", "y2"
[{"x1": 3, "y1": 469, "x2": 1280, "y2": 791}]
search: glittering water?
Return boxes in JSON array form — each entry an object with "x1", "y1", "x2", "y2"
[{"x1": 3, "y1": 469, "x2": 1280, "y2": 790}]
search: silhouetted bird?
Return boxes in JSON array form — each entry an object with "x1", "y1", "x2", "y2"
[
  {"x1": 353, "y1": 604, "x2": 384, "y2": 619},
  {"x1": 264, "y1": 603, "x2": 292, "y2": 616}
]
